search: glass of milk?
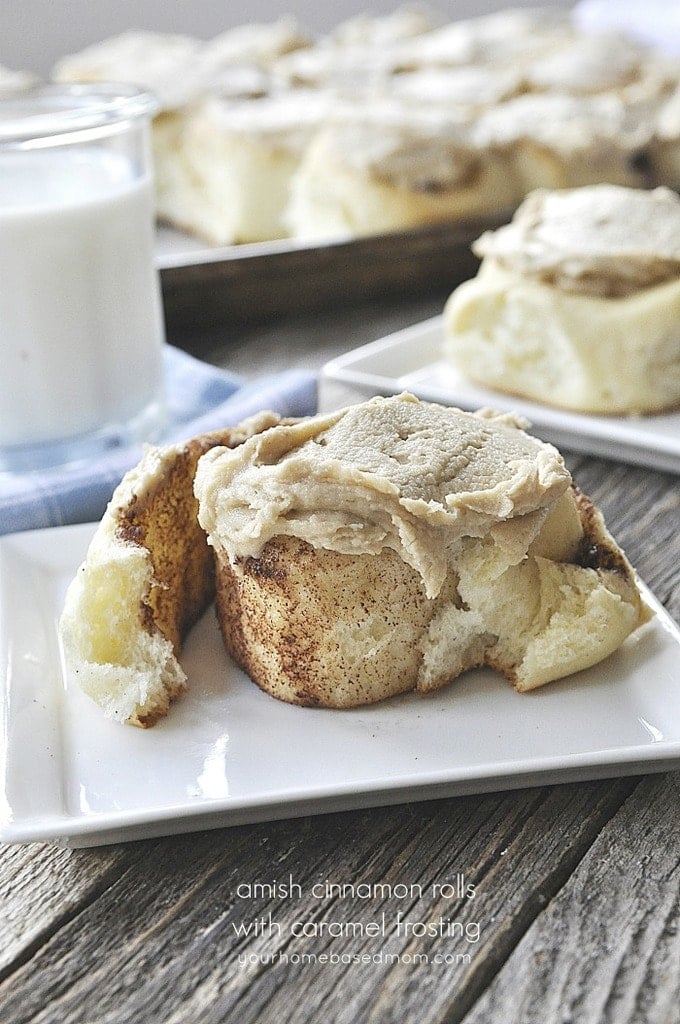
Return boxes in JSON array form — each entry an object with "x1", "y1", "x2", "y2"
[{"x1": 0, "y1": 84, "x2": 167, "y2": 473}]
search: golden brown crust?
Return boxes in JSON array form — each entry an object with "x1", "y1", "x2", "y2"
[
  {"x1": 113, "y1": 432, "x2": 241, "y2": 726},
  {"x1": 116, "y1": 436, "x2": 220, "y2": 652},
  {"x1": 214, "y1": 538, "x2": 433, "y2": 708},
  {"x1": 215, "y1": 541, "x2": 322, "y2": 706},
  {"x1": 570, "y1": 485, "x2": 632, "y2": 576},
  {"x1": 213, "y1": 483, "x2": 644, "y2": 707},
  {"x1": 106, "y1": 416, "x2": 293, "y2": 726},
  {"x1": 59, "y1": 412, "x2": 298, "y2": 728}
]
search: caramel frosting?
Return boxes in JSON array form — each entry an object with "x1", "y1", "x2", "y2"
[
  {"x1": 325, "y1": 7, "x2": 436, "y2": 47},
  {"x1": 316, "y1": 101, "x2": 483, "y2": 190},
  {"x1": 391, "y1": 7, "x2": 573, "y2": 71},
  {"x1": 524, "y1": 32, "x2": 648, "y2": 95},
  {"x1": 53, "y1": 21, "x2": 311, "y2": 110},
  {"x1": 656, "y1": 83, "x2": 680, "y2": 139},
  {"x1": 52, "y1": 31, "x2": 203, "y2": 111},
  {"x1": 194, "y1": 394, "x2": 571, "y2": 600},
  {"x1": 271, "y1": 43, "x2": 401, "y2": 91},
  {"x1": 474, "y1": 91, "x2": 646, "y2": 151},
  {"x1": 386, "y1": 65, "x2": 523, "y2": 111},
  {"x1": 197, "y1": 17, "x2": 311, "y2": 72},
  {"x1": 270, "y1": 8, "x2": 435, "y2": 89},
  {"x1": 194, "y1": 90, "x2": 334, "y2": 152},
  {"x1": 472, "y1": 184, "x2": 680, "y2": 297}
]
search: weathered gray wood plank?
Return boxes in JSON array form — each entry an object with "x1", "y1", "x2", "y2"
[
  {"x1": 175, "y1": 292, "x2": 445, "y2": 382},
  {"x1": 0, "y1": 780, "x2": 636, "y2": 1024},
  {"x1": 0, "y1": 843, "x2": 131, "y2": 980},
  {"x1": 460, "y1": 772, "x2": 680, "y2": 1024}
]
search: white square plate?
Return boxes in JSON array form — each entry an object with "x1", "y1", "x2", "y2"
[
  {"x1": 319, "y1": 316, "x2": 680, "y2": 474},
  {"x1": 2, "y1": 523, "x2": 680, "y2": 848}
]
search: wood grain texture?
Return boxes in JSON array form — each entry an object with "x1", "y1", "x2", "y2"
[
  {"x1": 461, "y1": 773, "x2": 680, "y2": 1024},
  {"x1": 0, "y1": 844, "x2": 129, "y2": 980},
  {"x1": 173, "y1": 293, "x2": 447, "y2": 382},
  {"x1": 0, "y1": 782, "x2": 636, "y2": 1024}
]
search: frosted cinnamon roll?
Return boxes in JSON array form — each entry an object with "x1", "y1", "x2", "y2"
[
  {"x1": 174, "y1": 89, "x2": 333, "y2": 245},
  {"x1": 473, "y1": 93, "x2": 652, "y2": 194},
  {"x1": 286, "y1": 101, "x2": 518, "y2": 241},
  {"x1": 195, "y1": 394, "x2": 646, "y2": 708},
  {"x1": 444, "y1": 184, "x2": 680, "y2": 414}
]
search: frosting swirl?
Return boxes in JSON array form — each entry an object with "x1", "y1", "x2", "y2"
[{"x1": 473, "y1": 184, "x2": 680, "y2": 296}]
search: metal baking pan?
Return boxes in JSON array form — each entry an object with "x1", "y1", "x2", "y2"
[{"x1": 156, "y1": 217, "x2": 505, "y2": 329}]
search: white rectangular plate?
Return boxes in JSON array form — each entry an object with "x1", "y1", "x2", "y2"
[
  {"x1": 2, "y1": 523, "x2": 680, "y2": 848},
  {"x1": 319, "y1": 316, "x2": 680, "y2": 474}
]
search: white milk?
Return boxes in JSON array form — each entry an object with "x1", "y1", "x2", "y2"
[{"x1": 0, "y1": 146, "x2": 165, "y2": 450}]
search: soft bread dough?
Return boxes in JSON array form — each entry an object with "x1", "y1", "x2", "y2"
[
  {"x1": 47, "y1": 13, "x2": 680, "y2": 246},
  {"x1": 472, "y1": 94, "x2": 651, "y2": 194},
  {"x1": 175, "y1": 90, "x2": 333, "y2": 245},
  {"x1": 52, "y1": 31, "x2": 206, "y2": 240},
  {"x1": 59, "y1": 414, "x2": 281, "y2": 726},
  {"x1": 444, "y1": 185, "x2": 680, "y2": 414},
  {"x1": 195, "y1": 394, "x2": 646, "y2": 707},
  {"x1": 52, "y1": 31, "x2": 204, "y2": 111},
  {"x1": 285, "y1": 102, "x2": 517, "y2": 241}
]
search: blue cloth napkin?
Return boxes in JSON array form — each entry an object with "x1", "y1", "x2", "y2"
[{"x1": 0, "y1": 345, "x2": 317, "y2": 536}]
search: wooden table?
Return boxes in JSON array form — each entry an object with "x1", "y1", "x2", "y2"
[{"x1": 1, "y1": 291, "x2": 679, "y2": 1024}]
